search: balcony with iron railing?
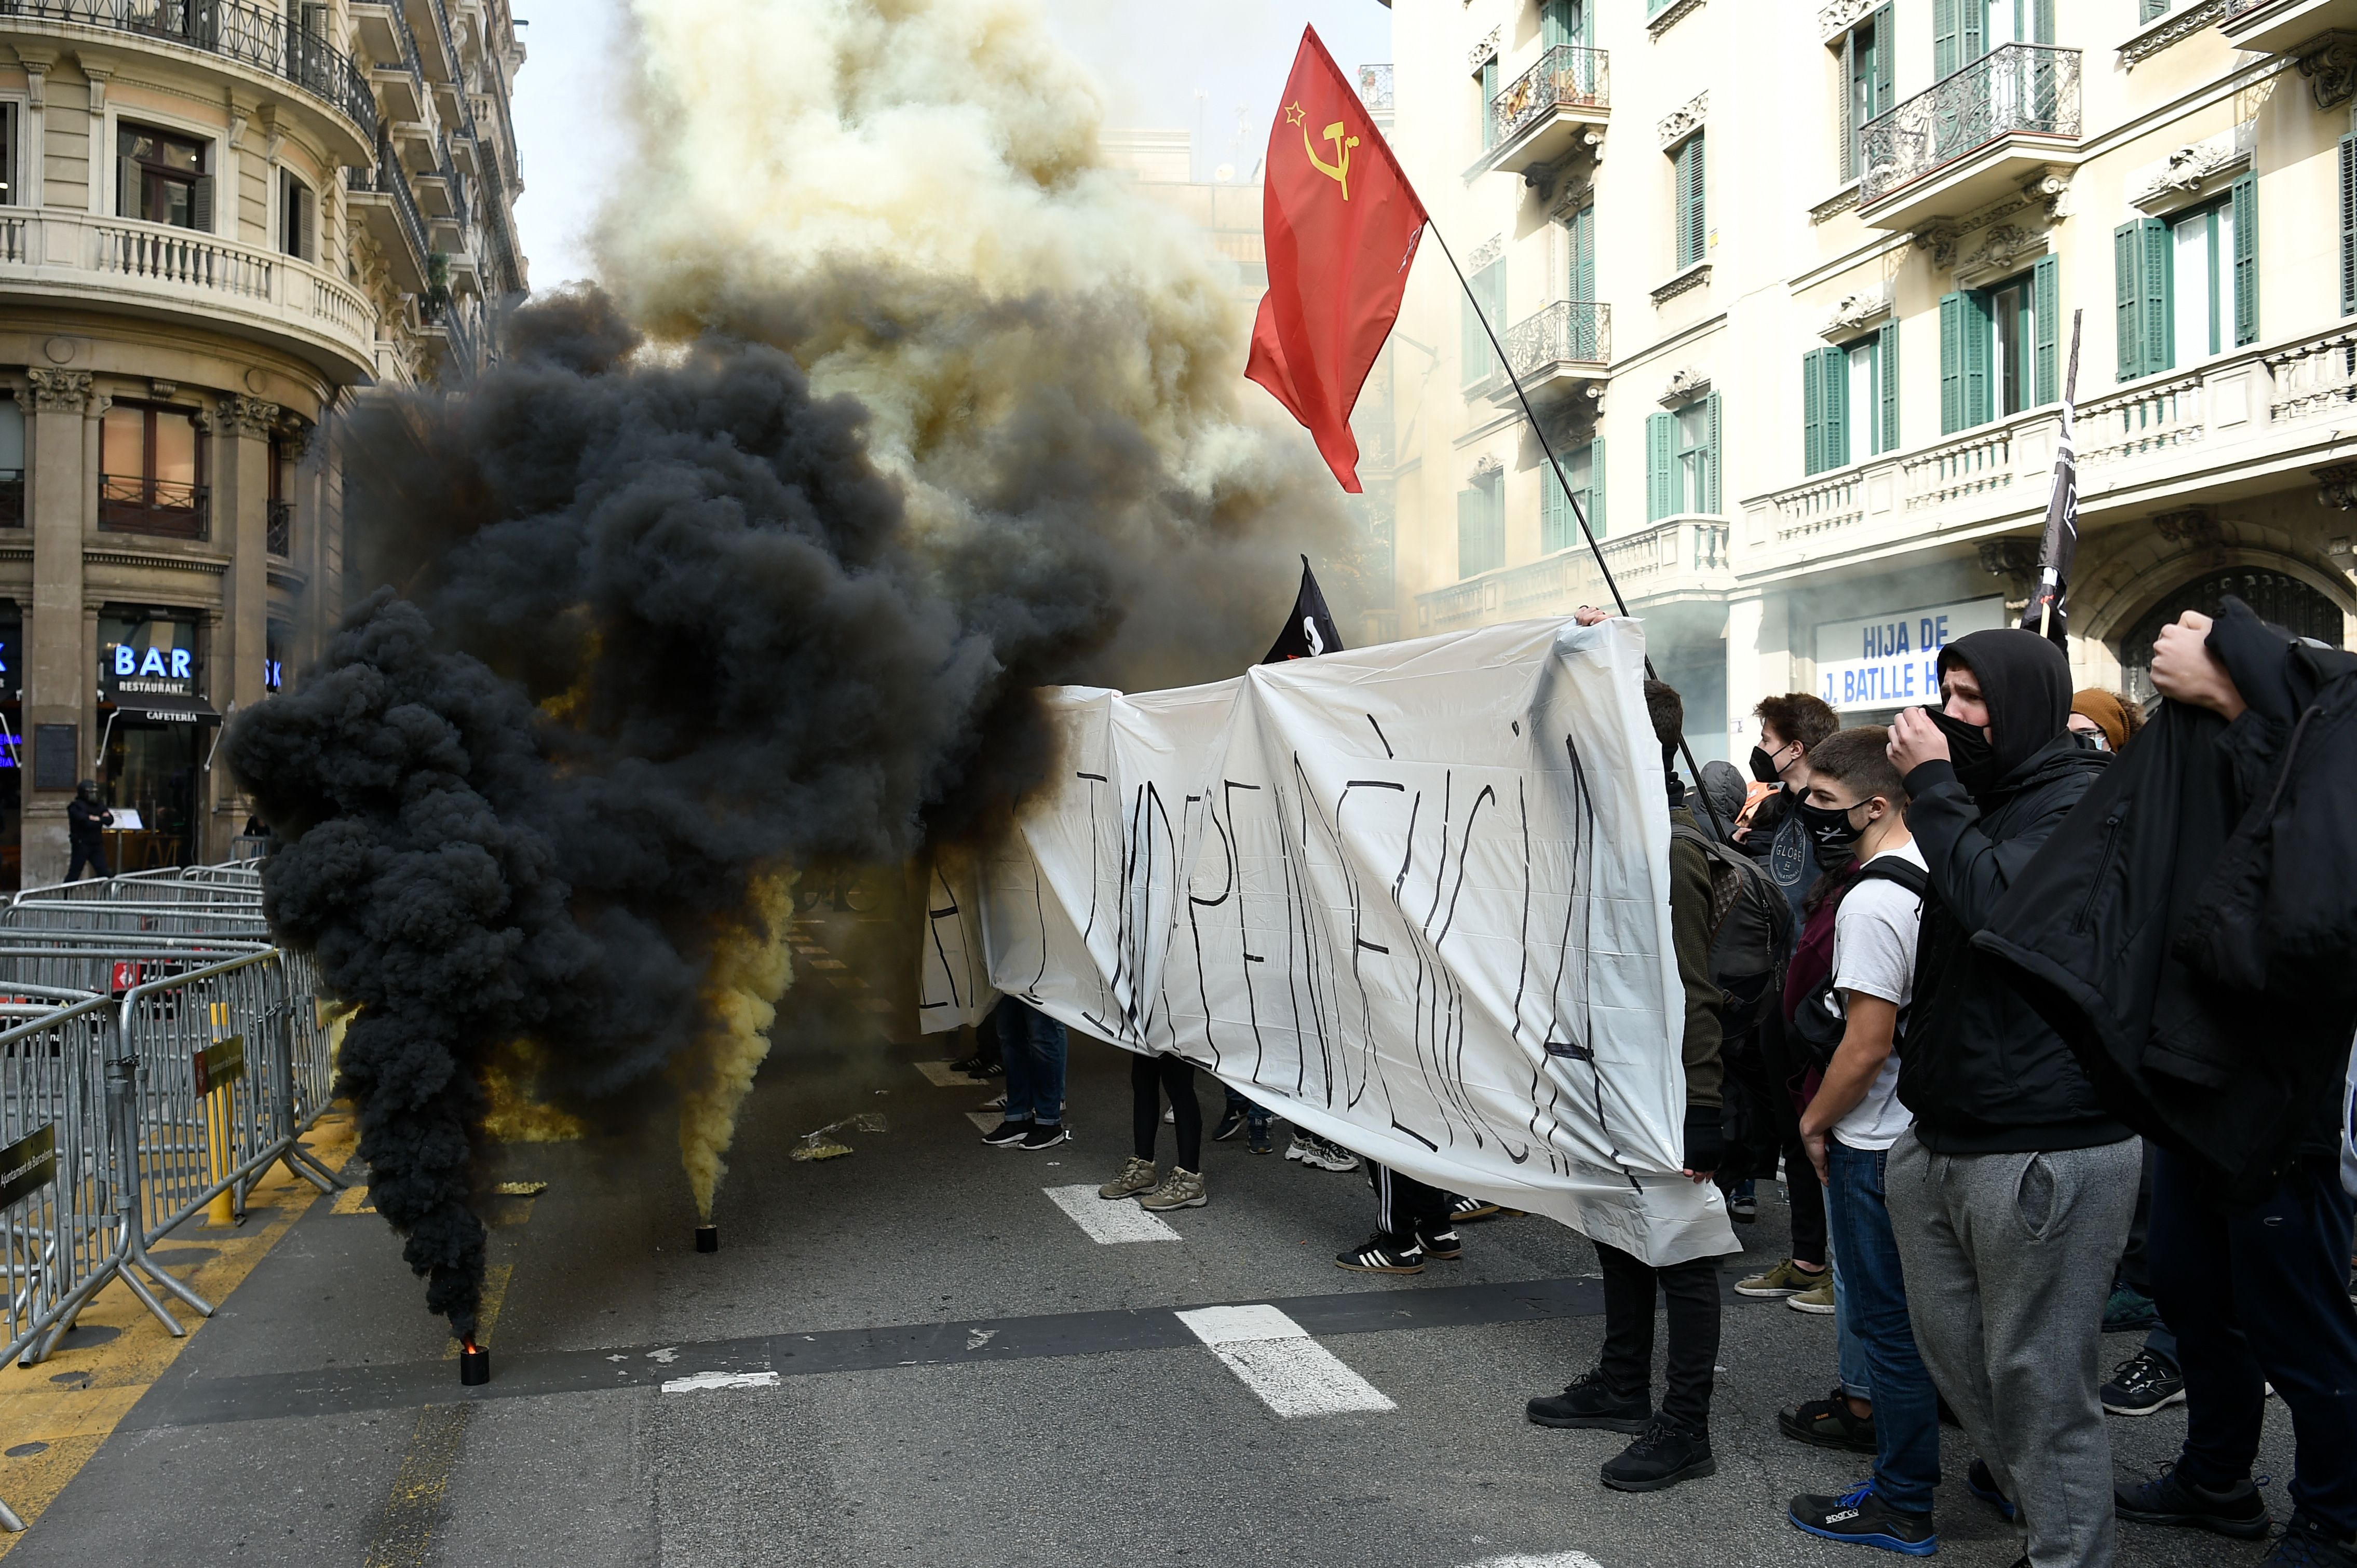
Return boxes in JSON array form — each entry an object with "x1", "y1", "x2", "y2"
[
  {"x1": 2218, "y1": 0, "x2": 2357, "y2": 51},
  {"x1": 345, "y1": 139, "x2": 431, "y2": 294},
  {"x1": 1743, "y1": 320, "x2": 2357, "y2": 580},
  {"x1": 99, "y1": 476, "x2": 208, "y2": 540},
  {"x1": 1857, "y1": 44, "x2": 2080, "y2": 231},
  {"x1": 1356, "y1": 63, "x2": 1392, "y2": 116},
  {"x1": 1472, "y1": 44, "x2": 1607, "y2": 178},
  {"x1": 0, "y1": 0, "x2": 376, "y2": 157},
  {"x1": 1487, "y1": 300, "x2": 1609, "y2": 409}
]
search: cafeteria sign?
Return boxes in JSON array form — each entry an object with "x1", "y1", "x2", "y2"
[{"x1": 1814, "y1": 596, "x2": 2006, "y2": 712}]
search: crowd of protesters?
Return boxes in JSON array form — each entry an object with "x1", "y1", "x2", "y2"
[{"x1": 960, "y1": 595, "x2": 2357, "y2": 1568}]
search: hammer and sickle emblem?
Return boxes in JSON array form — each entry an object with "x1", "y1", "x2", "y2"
[{"x1": 1304, "y1": 119, "x2": 1360, "y2": 200}]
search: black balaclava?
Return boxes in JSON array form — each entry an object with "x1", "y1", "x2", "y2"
[{"x1": 1934, "y1": 628, "x2": 2071, "y2": 798}]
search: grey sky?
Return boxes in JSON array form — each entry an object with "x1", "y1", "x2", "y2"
[{"x1": 508, "y1": 1, "x2": 1393, "y2": 291}]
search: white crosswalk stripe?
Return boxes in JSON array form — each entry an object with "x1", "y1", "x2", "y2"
[
  {"x1": 659, "y1": 1370, "x2": 780, "y2": 1394},
  {"x1": 1174, "y1": 1304, "x2": 1394, "y2": 1417},
  {"x1": 1042, "y1": 1183, "x2": 1180, "y2": 1243},
  {"x1": 1458, "y1": 1556, "x2": 1606, "y2": 1568}
]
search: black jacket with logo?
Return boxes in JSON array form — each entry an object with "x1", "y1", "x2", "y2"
[
  {"x1": 1898, "y1": 735, "x2": 2127, "y2": 1154},
  {"x1": 1974, "y1": 598, "x2": 2357, "y2": 1194}
]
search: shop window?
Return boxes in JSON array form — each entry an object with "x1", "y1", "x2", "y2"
[
  {"x1": 0, "y1": 396, "x2": 21, "y2": 527},
  {"x1": 2114, "y1": 175, "x2": 2256, "y2": 380},
  {"x1": 1804, "y1": 327, "x2": 1900, "y2": 475},
  {"x1": 118, "y1": 122, "x2": 212, "y2": 231},
  {"x1": 1940, "y1": 253, "x2": 2057, "y2": 433},
  {"x1": 266, "y1": 621, "x2": 290, "y2": 694},
  {"x1": 1841, "y1": 7, "x2": 1894, "y2": 183},
  {"x1": 1457, "y1": 467, "x2": 1504, "y2": 578},
  {"x1": 1542, "y1": 440, "x2": 1604, "y2": 550},
  {"x1": 1646, "y1": 394, "x2": 1721, "y2": 521},
  {"x1": 101, "y1": 402, "x2": 208, "y2": 539},
  {"x1": 2120, "y1": 569, "x2": 2342, "y2": 706}
]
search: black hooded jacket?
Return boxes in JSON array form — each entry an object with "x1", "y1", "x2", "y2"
[
  {"x1": 1973, "y1": 598, "x2": 2357, "y2": 1195},
  {"x1": 1895, "y1": 629, "x2": 2130, "y2": 1154}
]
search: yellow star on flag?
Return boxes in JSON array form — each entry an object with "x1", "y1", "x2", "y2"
[{"x1": 1283, "y1": 101, "x2": 1306, "y2": 128}]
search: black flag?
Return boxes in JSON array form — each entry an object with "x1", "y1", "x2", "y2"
[
  {"x1": 1262, "y1": 555, "x2": 1346, "y2": 663},
  {"x1": 2021, "y1": 310, "x2": 2083, "y2": 649}
]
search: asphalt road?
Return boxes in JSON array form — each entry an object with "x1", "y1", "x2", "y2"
[{"x1": 4, "y1": 909, "x2": 2304, "y2": 1567}]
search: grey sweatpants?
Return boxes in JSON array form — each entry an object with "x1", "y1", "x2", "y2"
[{"x1": 1886, "y1": 1129, "x2": 2141, "y2": 1568}]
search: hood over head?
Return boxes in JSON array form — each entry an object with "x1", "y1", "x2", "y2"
[
  {"x1": 1938, "y1": 628, "x2": 2071, "y2": 783},
  {"x1": 1697, "y1": 758, "x2": 1747, "y2": 841}
]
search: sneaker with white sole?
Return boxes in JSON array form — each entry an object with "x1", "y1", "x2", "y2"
[
  {"x1": 981, "y1": 1119, "x2": 1031, "y2": 1147},
  {"x1": 1284, "y1": 1134, "x2": 1315, "y2": 1164},
  {"x1": 1450, "y1": 1194, "x2": 1502, "y2": 1223},
  {"x1": 1787, "y1": 1276, "x2": 1837, "y2": 1314},
  {"x1": 1301, "y1": 1135, "x2": 1361, "y2": 1172},
  {"x1": 1336, "y1": 1234, "x2": 1423, "y2": 1273},
  {"x1": 1019, "y1": 1123, "x2": 1071, "y2": 1151},
  {"x1": 2102, "y1": 1346, "x2": 2187, "y2": 1416},
  {"x1": 1417, "y1": 1223, "x2": 1462, "y2": 1260},
  {"x1": 1099, "y1": 1156, "x2": 1158, "y2": 1199},
  {"x1": 1139, "y1": 1167, "x2": 1206, "y2": 1210},
  {"x1": 1736, "y1": 1258, "x2": 1825, "y2": 1298}
]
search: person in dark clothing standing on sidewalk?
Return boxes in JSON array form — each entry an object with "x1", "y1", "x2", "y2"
[
  {"x1": 1526, "y1": 674, "x2": 1726, "y2": 1494},
  {"x1": 1882, "y1": 629, "x2": 2139, "y2": 1568},
  {"x1": 66, "y1": 780, "x2": 112, "y2": 882},
  {"x1": 2105, "y1": 608, "x2": 2357, "y2": 1566}
]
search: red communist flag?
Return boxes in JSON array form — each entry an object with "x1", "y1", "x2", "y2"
[{"x1": 1246, "y1": 28, "x2": 1428, "y2": 494}]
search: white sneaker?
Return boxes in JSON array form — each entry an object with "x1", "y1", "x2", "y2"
[
  {"x1": 1302, "y1": 1135, "x2": 1361, "y2": 1173},
  {"x1": 1284, "y1": 1134, "x2": 1315, "y2": 1163}
]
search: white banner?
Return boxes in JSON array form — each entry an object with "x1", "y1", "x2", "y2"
[
  {"x1": 1814, "y1": 595, "x2": 2006, "y2": 712},
  {"x1": 920, "y1": 618, "x2": 1737, "y2": 1267}
]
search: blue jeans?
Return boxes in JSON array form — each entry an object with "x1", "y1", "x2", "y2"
[
  {"x1": 994, "y1": 998, "x2": 1067, "y2": 1127},
  {"x1": 1828, "y1": 1137, "x2": 1940, "y2": 1514},
  {"x1": 1223, "y1": 1084, "x2": 1271, "y2": 1130},
  {"x1": 1835, "y1": 1258, "x2": 1873, "y2": 1402}
]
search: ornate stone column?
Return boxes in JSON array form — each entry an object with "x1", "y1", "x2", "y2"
[
  {"x1": 209, "y1": 394, "x2": 276, "y2": 860},
  {"x1": 22, "y1": 368, "x2": 92, "y2": 884}
]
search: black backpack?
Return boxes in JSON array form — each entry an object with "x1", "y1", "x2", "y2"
[
  {"x1": 1787, "y1": 855, "x2": 1931, "y2": 1072},
  {"x1": 1670, "y1": 821, "x2": 1795, "y2": 1037}
]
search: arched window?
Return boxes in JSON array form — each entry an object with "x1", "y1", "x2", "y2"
[{"x1": 2119, "y1": 567, "x2": 2344, "y2": 705}]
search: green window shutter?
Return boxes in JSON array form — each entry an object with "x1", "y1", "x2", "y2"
[
  {"x1": 1703, "y1": 392, "x2": 1724, "y2": 514},
  {"x1": 2114, "y1": 222, "x2": 2144, "y2": 380},
  {"x1": 1962, "y1": 290, "x2": 1994, "y2": 427},
  {"x1": 1802, "y1": 351, "x2": 1825, "y2": 476},
  {"x1": 1688, "y1": 134, "x2": 1707, "y2": 268},
  {"x1": 1940, "y1": 292, "x2": 1961, "y2": 433},
  {"x1": 191, "y1": 174, "x2": 213, "y2": 233},
  {"x1": 1646, "y1": 412, "x2": 1676, "y2": 522},
  {"x1": 1933, "y1": 0, "x2": 1958, "y2": 78},
  {"x1": 2140, "y1": 215, "x2": 2171, "y2": 374},
  {"x1": 1821, "y1": 348, "x2": 1850, "y2": 470},
  {"x1": 1457, "y1": 488, "x2": 1479, "y2": 579},
  {"x1": 1481, "y1": 57, "x2": 1499, "y2": 149},
  {"x1": 1541, "y1": 463, "x2": 1567, "y2": 553},
  {"x1": 1840, "y1": 29, "x2": 1857, "y2": 185},
  {"x1": 2231, "y1": 170, "x2": 2257, "y2": 347},
  {"x1": 2342, "y1": 135, "x2": 2357, "y2": 318},
  {"x1": 1960, "y1": 0, "x2": 1984, "y2": 63},
  {"x1": 1672, "y1": 142, "x2": 1691, "y2": 268},
  {"x1": 2033, "y1": 252, "x2": 2059, "y2": 406},
  {"x1": 1877, "y1": 323, "x2": 1901, "y2": 454},
  {"x1": 2142, "y1": 0, "x2": 2169, "y2": 19},
  {"x1": 1569, "y1": 204, "x2": 1595, "y2": 301},
  {"x1": 1543, "y1": 0, "x2": 1570, "y2": 49},
  {"x1": 2033, "y1": 0, "x2": 2055, "y2": 45},
  {"x1": 1873, "y1": 5, "x2": 1895, "y2": 113},
  {"x1": 1589, "y1": 438, "x2": 1606, "y2": 537}
]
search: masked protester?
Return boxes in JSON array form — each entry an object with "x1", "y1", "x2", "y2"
[
  {"x1": 1882, "y1": 629, "x2": 2138, "y2": 1568},
  {"x1": 2067, "y1": 688, "x2": 2143, "y2": 754},
  {"x1": 66, "y1": 780, "x2": 113, "y2": 882}
]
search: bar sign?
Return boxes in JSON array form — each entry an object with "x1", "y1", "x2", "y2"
[
  {"x1": 192, "y1": 1035, "x2": 245, "y2": 1098},
  {"x1": 0, "y1": 1123, "x2": 58, "y2": 1209}
]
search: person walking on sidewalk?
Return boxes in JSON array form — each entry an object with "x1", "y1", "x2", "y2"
[
  {"x1": 1097, "y1": 1052, "x2": 1209, "y2": 1210},
  {"x1": 1778, "y1": 727, "x2": 1941, "y2": 1557},
  {"x1": 979, "y1": 996, "x2": 1072, "y2": 1151},
  {"x1": 1882, "y1": 629, "x2": 2138, "y2": 1568},
  {"x1": 1525, "y1": 675, "x2": 1728, "y2": 1494}
]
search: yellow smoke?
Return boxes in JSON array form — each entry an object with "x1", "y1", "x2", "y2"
[
  {"x1": 482, "y1": 1039, "x2": 589, "y2": 1144},
  {"x1": 676, "y1": 867, "x2": 799, "y2": 1220}
]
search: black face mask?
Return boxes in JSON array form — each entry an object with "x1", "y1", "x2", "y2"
[
  {"x1": 1749, "y1": 745, "x2": 1785, "y2": 785},
  {"x1": 1926, "y1": 706, "x2": 1999, "y2": 797},
  {"x1": 1795, "y1": 798, "x2": 1866, "y2": 860}
]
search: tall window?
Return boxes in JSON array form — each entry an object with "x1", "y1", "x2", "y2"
[
  {"x1": 118, "y1": 124, "x2": 212, "y2": 231},
  {"x1": 100, "y1": 402, "x2": 208, "y2": 539},
  {"x1": 1671, "y1": 133, "x2": 1706, "y2": 271},
  {"x1": 1458, "y1": 467, "x2": 1505, "y2": 578},
  {"x1": 1542, "y1": 441, "x2": 1604, "y2": 550},
  {"x1": 267, "y1": 433, "x2": 293, "y2": 557},
  {"x1": 0, "y1": 397, "x2": 21, "y2": 528},
  {"x1": 1461, "y1": 256, "x2": 1505, "y2": 388},
  {"x1": 1646, "y1": 395, "x2": 1722, "y2": 520},
  {"x1": 1941, "y1": 254, "x2": 2057, "y2": 431},
  {"x1": 1843, "y1": 8, "x2": 1894, "y2": 182},
  {"x1": 280, "y1": 171, "x2": 316, "y2": 262},
  {"x1": 1542, "y1": 0, "x2": 1590, "y2": 50},
  {"x1": 0, "y1": 103, "x2": 17, "y2": 207},
  {"x1": 2115, "y1": 173, "x2": 2257, "y2": 380},
  {"x1": 1478, "y1": 53, "x2": 1500, "y2": 151},
  {"x1": 1803, "y1": 328, "x2": 1899, "y2": 475},
  {"x1": 1933, "y1": 0, "x2": 2054, "y2": 76}
]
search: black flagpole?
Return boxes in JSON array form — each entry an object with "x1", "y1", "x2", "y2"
[{"x1": 1422, "y1": 221, "x2": 1728, "y2": 842}]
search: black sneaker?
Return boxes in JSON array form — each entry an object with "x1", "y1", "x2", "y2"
[
  {"x1": 1527, "y1": 1367, "x2": 1651, "y2": 1433},
  {"x1": 1450, "y1": 1194, "x2": 1502, "y2": 1223},
  {"x1": 2104, "y1": 1285, "x2": 2160, "y2": 1334},
  {"x1": 1417, "y1": 1224, "x2": 1462, "y2": 1260},
  {"x1": 1246, "y1": 1120, "x2": 1274, "y2": 1155},
  {"x1": 1600, "y1": 1414, "x2": 1715, "y2": 1492},
  {"x1": 1789, "y1": 1481, "x2": 1939, "y2": 1556},
  {"x1": 948, "y1": 1054, "x2": 987, "y2": 1076},
  {"x1": 1212, "y1": 1108, "x2": 1247, "y2": 1142},
  {"x1": 2265, "y1": 1512, "x2": 2357, "y2": 1566},
  {"x1": 1967, "y1": 1457, "x2": 2017, "y2": 1521},
  {"x1": 980, "y1": 1119, "x2": 1032, "y2": 1147},
  {"x1": 1777, "y1": 1387, "x2": 1876, "y2": 1453},
  {"x1": 2115, "y1": 1464, "x2": 2271, "y2": 1539},
  {"x1": 1019, "y1": 1123, "x2": 1072, "y2": 1151},
  {"x1": 2103, "y1": 1347, "x2": 2187, "y2": 1416},
  {"x1": 1335, "y1": 1235, "x2": 1423, "y2": 1274}
]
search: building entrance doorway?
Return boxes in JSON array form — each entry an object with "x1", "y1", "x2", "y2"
[{"x1": 2119, "y1": 567, "x2": 2345, "y2": 706}]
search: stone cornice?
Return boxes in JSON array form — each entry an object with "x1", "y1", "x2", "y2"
[
  {"x1": 1648, "y1": 0, "x2": 1706, "y2": 38},
  {"x1": 223, "y1": 395, "x2": 281, "y2": 438},
  {"x1": 2119, "y1": 0, "x2": 2227, "y2": 67},
  {"x1": 1651, "y1": 262, "x2": 1711, "y2": 305},
  {"x1": 83, "y1": 549, "x2": 232, "y2": 576},
  {"x1": 1658, "y1": 91, "x2": 1707, "y2": 150}
]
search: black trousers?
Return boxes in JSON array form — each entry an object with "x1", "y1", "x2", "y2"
[
  {"x1": 1757, "y1": 1011, "x2": 1827, "y2": 1265},
  {"x1": 66, "y1": 842, "x2": 107, "y2": 881},
  {"x1": 1595, "y1": 1239, "x2": 1721, "y2": 1431},
  {"x1": 1365, "y1": 1161, "x2": 1451, "y2": 1248},
  {"x1": 2151, "y1": 1147, "x2": 2357, "y2": 1534},
  {"x1": 1131, "y1": 1054, "x2": 1201, "y2": 1170}
]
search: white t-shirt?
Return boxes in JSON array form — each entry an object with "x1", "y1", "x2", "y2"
[{"x1": 1829, "y1": 838, "x2": 1927, "y2": 1152}]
